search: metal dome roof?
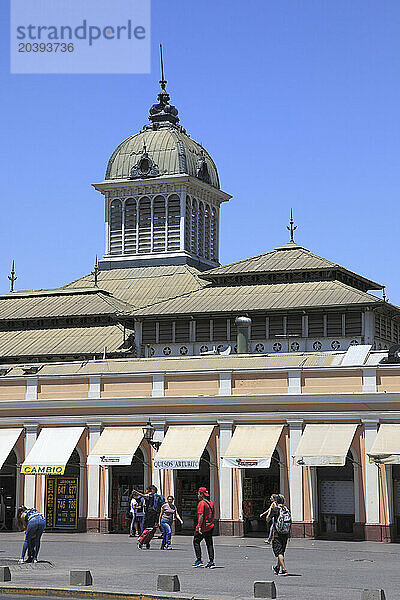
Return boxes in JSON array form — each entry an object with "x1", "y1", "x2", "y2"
[{"x1": 105, "y1": 81, "x2": 220, "y2": 189}]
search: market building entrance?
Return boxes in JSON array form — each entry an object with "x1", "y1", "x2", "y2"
[
  {"x1": 175, "y1": 449, "x2": 210, "y2": 533},
  {"x1": 0, "y1": 449, "x2": 18, "y2": 530},
  {"x1": 242, "y1": 449, "x2": 280, "y2": 535},
  {"x1": 317, "y1": 452, "x2": 355, "y2": 538},
  {"x1": 111, "y1": 448, "x2": 145, "y2": 532}
]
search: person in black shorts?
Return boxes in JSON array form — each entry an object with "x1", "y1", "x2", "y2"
[{"x1": 266, "y1": 494, "x2": 291, "y2": 576}]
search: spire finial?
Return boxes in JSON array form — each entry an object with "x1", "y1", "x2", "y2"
[
  {"x1": 383, "y1": 286, "x2": 387, "y2": 302},
  {"x1": 92, "y1": 255, "x2": 100, "y2": 287},
  {"x1": 287, "y1": 209, "x2": 297, "y2": 242},
  {"x1": 8, "y1": 260, "x2": 17, "y2": 292},
  {"x1": 159, "y1": 43, "x2": 167, "y2": 91}
]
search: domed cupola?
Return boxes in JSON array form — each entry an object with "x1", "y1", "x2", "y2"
[{"x1": 94, "y1": 47, "x2": 231, "y2": 271}]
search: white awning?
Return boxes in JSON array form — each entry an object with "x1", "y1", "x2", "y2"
[
  {"x1": 21, "y1": 427, "x2": 85, "y2": 475},
  {"x1": 153, "y1": 425, "x2": 214, "y2": 470},
  {"x1": 87, "y1": 427, "x2": 143, "y2": 466},
  {"x1": 222, "y1": 425, "x2": 283, "y2": 469},
  {"x1": 368, "y1": 424, "x2": 400, "y2": 464},
  {"x1": 0, "y1": 429, "x2": 23, "y2": 470},
  {"x1": 293, "y1": 424, "x2": 357, "y2": 467}
]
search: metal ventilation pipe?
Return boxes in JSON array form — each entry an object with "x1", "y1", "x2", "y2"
[{"x1": 235, "y1": 316, "x2": 251, "y2": 354}]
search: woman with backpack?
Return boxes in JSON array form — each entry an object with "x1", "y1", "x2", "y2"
[{"x1": 266, "y1": 494, "x2": 291, "y2": 576}]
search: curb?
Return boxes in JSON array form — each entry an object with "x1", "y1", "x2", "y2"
[{"x1": 0, "y1": 587, "x2": 199, "y2": 600}]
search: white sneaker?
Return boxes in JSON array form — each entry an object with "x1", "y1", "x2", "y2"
[{"x1": 18, "y1": 558, "x2": 24, "y2": 564}]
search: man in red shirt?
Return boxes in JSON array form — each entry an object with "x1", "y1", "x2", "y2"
[{"x1": 193, "y1": 487, "x2": 215, "y2": 568}]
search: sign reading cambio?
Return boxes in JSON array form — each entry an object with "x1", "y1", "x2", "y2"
[
  {"x1": 154, "y1": 459, "x2": 200, "y2": 470},
  {"x1": 21, "y1": 465, "x2": 65, "y2": 475}
]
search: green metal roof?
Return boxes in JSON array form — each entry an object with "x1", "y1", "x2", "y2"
[{"x1": 134, "y1": 279, "x2": 382, "y2": 318}]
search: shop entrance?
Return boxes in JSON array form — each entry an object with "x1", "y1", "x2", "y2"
[
  {"x1": 175, "y1": 449, "x2": 210, "y2": 533},
  {"x1": 242, "y1": 450, "x2": 280, "y2": 536},
  {"x1": 0, "y1": 449, "x2": 17, "y2": 530},
  {"x1": 45, "y1": 449, "x2": 80, "y2": 530},
  {"x1": 111, "y1": 448, "x2": 145, "y2": 533},
  {"x1": 317, "y1": 452, "x2": 355, "y2": 538}
]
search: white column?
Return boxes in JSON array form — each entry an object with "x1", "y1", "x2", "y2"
[
  {"x1": 152, "y1": 375, "x2": 164, "y2": 397},
  {"x1": 26, "y1": 377, "x2": 38, "y2": 401},
  {"x1": 104, "y1": 467, "x2": 110, "y2": 519},
  {"x1": 363, "y1": 368, "x2": 377, "y2": 393},
  {"x1": 105, "y1": 196, "x2": 110, "y2": 255},
  {"x1": 179, "y1": 191, "x2": 186, "y2": 251},
  {"x1": 23, "y1": 424, "x2": 38, "y2": 507},
  {"x1": 287, "y1": 420, "x2": 303, "y2": 522},
  {"x1": 218, "y1": 421, "x2": 233, "y2": 521},
  {"x1": 88, "y1": 377, "x2": 101, "y2": 399},
  {"x1": 288, "y1": 370, "x2": 301, "y2": 394},
  {"x1": 363, "y1": 419, "x2": 380, "y2": 524},
  {"x1": 87, "y1": 423, "x2": 102, "y2": 520},
  {"x1": 151, "y1": 422, "x2": 165, "y2": 494},
  {"x1": 219, "y1": 372, "x2": 232, "y2": 395}
]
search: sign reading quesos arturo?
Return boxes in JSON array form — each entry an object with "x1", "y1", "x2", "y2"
[{"x1": 153, "y1": 459, "x2": 200, "y2": 470}]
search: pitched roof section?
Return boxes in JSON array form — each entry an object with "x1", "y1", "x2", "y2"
[
  {"x1": 134, "y1": 279, "x2": 382, "y2": 317},
  {"x1": 0, "y1": 324, "x2": 125, "y2": 359},
  {"x1": 202, "y1": 242, "x2": 382, "y2": 290},
  {"x1": 0, "y1": 289, "x2": 131, "y2": 321},
  {"x1": 63, "y1": 265, "x2": 208, "y2": 309}
]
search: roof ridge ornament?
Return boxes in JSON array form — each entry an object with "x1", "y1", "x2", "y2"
[
  {"x1": 8, "y1": 260, "x2": 17, "y2": 293},
  {"x1": 287, "y1": 209, "x2": 297, "y2": 243},
  {"x1": 148, "y1": 44, "x2": 180, "y2": 126}
]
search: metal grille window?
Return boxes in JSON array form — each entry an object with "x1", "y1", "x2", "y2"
[
  {"x1": 251, "y1": 316, "x2": 266, "y2": 339},
  {"x1": 204, "y1": 204, "x2": 211, "y2": 260},
  {"x1": 327, "y1": 313, "x2": 342, "y2": 336},
  {"x1": 142, "y1": 320, "x2": 156, "y2": 344},
  {"x1": 167, "y1": 194, "x2": 180, "y2": 251},
  {"x1": 159, "y1": 321, "x2": 173, "y2": 343},
  {"x1": 191, "y1": 199, "x2": 198, "y2": 255},
  {"x1": 229, "y1": 319, "x2": 237, "y2": 342},
  {"x1": 153, "y1": 195, "x2": 166, "y2": 252},
  {"x1": 393, "y1": 321, "x2": 400, "y2": 343},
  {"x1": 109, "y1": 199, "x2": 122, "y2": 255},
  {"x1": 345, "y1": 312, "x2": 362, "y2": 336},
  {"x1": 175, "y1": 320, "x2": 190, "y2": 343},
  {"x1": 213, "y1": 318, "x2": 228, "y2": 341},
  {"x1": 198, "y1": 202, "x2": 205, "y2": 258},
  {"x1": 185, "y1": 196, "x2": 191, "y2": 252},
  {"x1": 138, "y1": 197, "x2": 151, "y2": 254},
  {"x1": 286, "y1": 313, "x2": 302, "y2": 336},
  {"x1": 196, "y1": 319, "x2": 211, "y2": 342},
  {"x1": 124, "y1": 199, "x2": 137, "y2": 254},
  {"x1": 308, "y1": 313, "x2": 324, "y2": 337},
  {"x1": 269, "y1": 315, "x2": 284, "y2": 337},
  {"x1": 210, "y1": 207, "x2": 218, "y2": 261}
]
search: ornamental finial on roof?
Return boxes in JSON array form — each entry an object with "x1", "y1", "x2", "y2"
[
  {"x1": 8, "y1": 259, "x2": 17, "y2": 293},
  {"x1": 287, "y1": 209, "x2": 297, "y2": 243},
  {"x1": 148, "y1": 44, "x2": 179, "y2": 126},
  {"x1": 91, "y1": 255, "x2": 100, "y2": 287}
]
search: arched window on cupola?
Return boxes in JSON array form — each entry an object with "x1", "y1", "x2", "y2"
[
  {"x1": 204, "y1": 203, "x2": 211, "y2": 260},
  {"x1": 185, "y1": 195, "x2": 191, "y2": 252},
  {"x1": 124, "y1": 198, "x2": 137, "y2": 254},
  {"x1": 153, "y1": 195, "x2": 166, "y2": 252},
  {"x1": 138, "y1": 196, "x2": 151, "y2": 254},
  {"x1": 198, "y1": 201, "x2": 205, "y2": 258},
  {"x1": 191, "y1": 199, "x2": 198, "y2": 255},
  {"x1": 109, "y1": 199, "x2": 122, "y2": 255},
  {"x1": 210, "y1": 206, "x2": 218, "y2": 261},
  {"x1": 167, "y1": 194, "x2": 180, "y2": 252}
]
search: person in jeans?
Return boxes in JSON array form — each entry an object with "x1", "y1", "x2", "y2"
[
  {"x1": 193, "y1": 487, "x2": 215, "y2": 568},
  {"x1": 134, "y1": 493, "x2": 145, "y2": 536},
  {"x1": 260, "y1": 494, "x2": 279, "y2": 544},
  {"x1": 267, "y1": 494, "x2": 291, "y2": 576},
  {"x1": 159, "y1": 495, "x2": 183, "y2": 549},
  {"x1": 132, "y1": 485, "x2": 164, "y2": 548},
  {"x1": 17, "y1": 506, "x2": 46, "y2": 563}
]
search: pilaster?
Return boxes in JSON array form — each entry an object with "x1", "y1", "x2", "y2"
[
  {"x1": 87, "y1": 422, "x2": 102, "y2": 526},
  {"x1": 151, "y1": 422, "x2": 165, "y2": 494},
  {"x1": 218, "y1": 421, "x2": 233, "y2": 532},
  {"x1": 23, "y1": 423, "x2": 39, "y2": 507},
  {"x1": 287, "y1": 420, "x2": 303, "y2": 522},
  {"x1": 363, "y1": 419, "x2": 380, "y2": 527}
]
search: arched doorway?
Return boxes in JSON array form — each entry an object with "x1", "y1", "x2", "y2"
[
  {"x1": 0, "y1": 449, "x2": 17, "y2": 530},
  {"x1": 242, "y1": 449, "x2": 281, "y2": 536},
  {"x1": 44, "y1": 449, "x2": 81, "y2": 531},
  {"x1": 175, "y1": 449, "x2": 210, "y2": 533},
  {"x1": 110, "y1": 447, "x2": 145, "y2": 532},
  {"x1": 317, "y1": 451, "x2": 355, "y2": 538}
]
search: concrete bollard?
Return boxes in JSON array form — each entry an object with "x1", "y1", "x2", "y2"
[
  {"x1": 0, "y1": 567, "x2": 11, "y2": 582},
  {"x1": 157, "y1": 574, "x2": 180, "y2": 592},
  {"x1": 254, "y1": 581, "x2": 277, "y2": 599},
  {"x1": 362, "y1": 591, "x2": 386, "y2": 600},
  {"x1": 70, "y1": 570, "x2": 93, "y2": 586}
]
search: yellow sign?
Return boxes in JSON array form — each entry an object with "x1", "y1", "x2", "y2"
[{"x1": 21, "y1": 465, "x2": 65, "y2": 475}]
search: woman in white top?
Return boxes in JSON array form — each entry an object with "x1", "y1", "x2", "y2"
[{"x1": 129, "y1": 491, "x2": 144, "y2": 537}]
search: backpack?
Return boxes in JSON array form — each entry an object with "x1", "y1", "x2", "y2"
[{"x1": 275, "y1": 505, "x2": 292, "y2": 534}]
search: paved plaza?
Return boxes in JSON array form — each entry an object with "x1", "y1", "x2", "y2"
[{"x1": 0, "y1": 532, "x2": 398, "y2": 599}]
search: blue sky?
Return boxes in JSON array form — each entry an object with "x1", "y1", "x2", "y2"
[{"x1": 1, "y1": 0, "x2": 399, "y2": 302}]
